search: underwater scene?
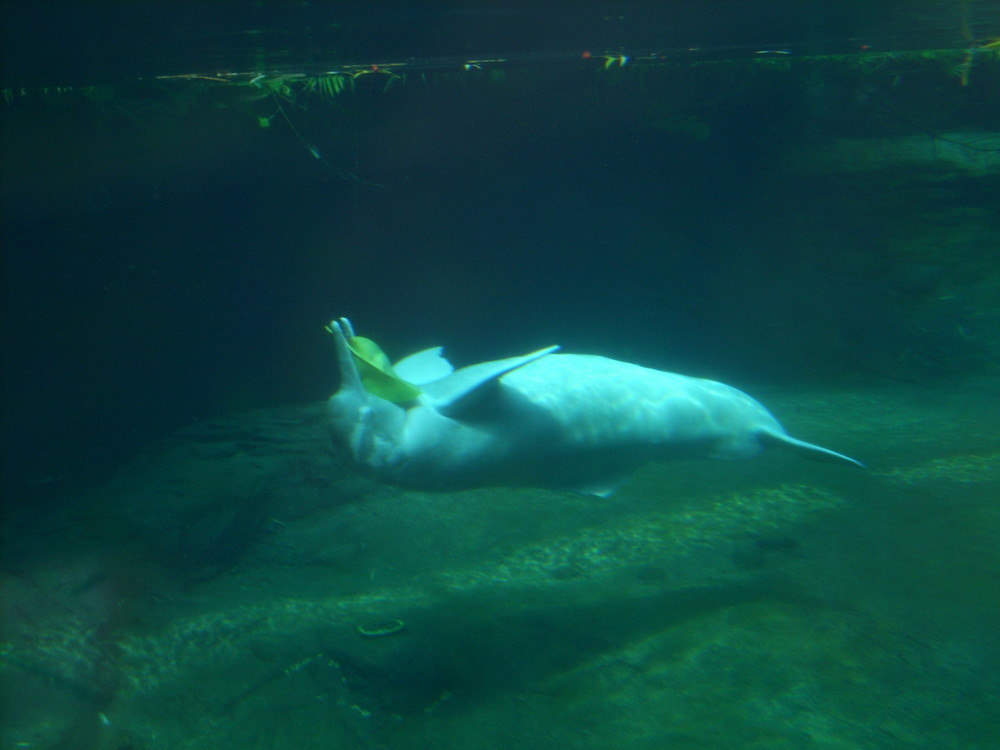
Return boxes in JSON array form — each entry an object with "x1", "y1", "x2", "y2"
[{"x1": 2, "y1": 1, "x2": 1000, "y2": 748}]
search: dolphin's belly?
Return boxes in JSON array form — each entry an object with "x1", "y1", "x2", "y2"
[{"x1": 500, "y1": 354, "x2": 781, "y2": 453}]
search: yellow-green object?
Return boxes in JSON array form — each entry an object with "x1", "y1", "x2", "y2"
[{"x1": 347, "y1": 336, "x2": 422, "y2": 402}]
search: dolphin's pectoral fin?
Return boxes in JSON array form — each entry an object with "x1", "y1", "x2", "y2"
[
  {"x1": 561, "y1": 475, "x2": 629, "y2": 498},
  {"x1": 422, "y1": 345, "x2": 560, "y2": 419},
  {"x1": 761, "y1": 430, "x2": 865, "y2": 468},
  {"x1": 393, "y1": 346, "x2": 454, "y2": 385}
]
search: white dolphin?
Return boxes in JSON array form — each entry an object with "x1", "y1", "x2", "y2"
[{"x1": 326, "y1": 318, "x2": 863, "y2": 496}]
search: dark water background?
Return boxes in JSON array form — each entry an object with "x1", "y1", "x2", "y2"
[
  {"x1": 2, "y1": 2, "x2": 999, "y2": 748},
  {"x1": 4, "y1": 0, "x2": 996, "y2": 499}
]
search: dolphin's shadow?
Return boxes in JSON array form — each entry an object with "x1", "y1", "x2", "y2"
[{"x1": 320, "y1": 576, "x2": 806, "y2": 717}]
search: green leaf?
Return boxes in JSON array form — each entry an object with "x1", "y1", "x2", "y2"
[{"x1": 347, "y1": 336, "x2": 422, "y2": 402}]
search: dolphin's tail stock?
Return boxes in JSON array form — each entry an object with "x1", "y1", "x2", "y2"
[{"x1": 760, "y1": 430, "x2": 865, "y2": 468}]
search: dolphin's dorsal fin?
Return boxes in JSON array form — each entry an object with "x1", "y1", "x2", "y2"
[{"x1": 422, "y1": 345, "x2": 559, "y2": 419}]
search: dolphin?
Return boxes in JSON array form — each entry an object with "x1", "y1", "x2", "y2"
[{"x1": 325, "y1": 318, "x2": 863, "y2": 496}]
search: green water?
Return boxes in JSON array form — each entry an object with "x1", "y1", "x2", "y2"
[
  {"x1": 3, "y1": 2, "x2": 1000, "y2": 747},
  {"x1": 3, "y1": 379, "x2": 998, "y2": 748}
]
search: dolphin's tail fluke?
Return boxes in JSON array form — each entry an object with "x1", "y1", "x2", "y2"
[{"x1": 760, "y1": 430, "x2": 865, "y2": 468}]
